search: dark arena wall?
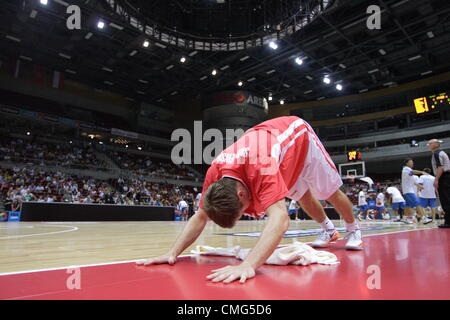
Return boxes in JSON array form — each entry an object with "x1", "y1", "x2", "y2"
[{"x1": 20, "y1": 202, "x2": 175, "y2": 222}]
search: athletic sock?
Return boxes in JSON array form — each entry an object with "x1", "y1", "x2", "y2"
[
  {"x1": 320, "y1": 217, "x2": 336, "y2": 233},
  {"x1": 346, "y1": 221, "x2": 359, "y2": 232}
]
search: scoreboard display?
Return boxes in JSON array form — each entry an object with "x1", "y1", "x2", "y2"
[
  {"x1": 414, "y1": 92, "x2": 450, "y2": 114},
  {"x1": 347, "y1": 151, "x2": 362, "y2": 162}
]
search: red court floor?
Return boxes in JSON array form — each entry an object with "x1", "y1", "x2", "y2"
[{"x1": 1, "y1": 229, "x2": 449, "y2": 300}]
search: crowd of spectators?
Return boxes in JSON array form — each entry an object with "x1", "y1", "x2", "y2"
[
  {"x1": 0, "y1": 167, "x2": 198, "y2": 211},
  {"x1": 109, "y1": 151, "x2": 197, "y2": 181},
  {"x1": 0, "y1": 135, "x2": 201, "y2": 182},
  {"x1": 111, "y1": 176, "x2": 196, "y2": 207},
  {"x1": 0, "y1": 137, "x2": 104, "y2": 170}
]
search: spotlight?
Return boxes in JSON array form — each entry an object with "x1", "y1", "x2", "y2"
[
  {"x1": 268, "y1": 95, "x2": 273, "y2": 101},
  {"x1": 40, "y1": 0, "x2": 48, "y2": 5},
  {"x1": 280, "y1": 99, "x2": 285, "y2": 105},
  {"x1": 125, "y1": 145, "x2": 129, "y2": 148},
  {"x1": 295, "y1": 57, "x2": 303, "y2": 65},
  {"x1": 138, "y1": 146, "x2": 142, "y2": 151},
  {"x1": 211, "y1": 69, "x2": 217, "y2": 76},
  {"x1": 26, "y1": 131, "x2": 31, "y2": 136},
  {"x1": 97, "y1": 20, "x2": 105, "y2": 29},
  {"x1": 180, "y1": 56, "x2": 186, "y2": 63},
  {"x1": 336, "y1": 84, "x2": 343, "y2": 91},
  {"x1": 238, "y1": 81, "x2": 243, "y2": 87},
  {"x1": 323, "y1": 76, "x2": 331, "y2": 84},
  {"x1": 142, "y1": 40, "x2": 150, "y2": 48},
  {"x1": 269, "y1": 41, "x2": 278, "y2": 50}
]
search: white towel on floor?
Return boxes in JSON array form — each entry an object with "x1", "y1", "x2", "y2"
[{"x1": 191, "y1": 242, "x2": 339, "y2": 266}]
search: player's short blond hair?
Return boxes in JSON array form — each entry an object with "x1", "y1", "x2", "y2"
[{"x1": 202, "y1": 178, "x2": 243, "y2": 228}]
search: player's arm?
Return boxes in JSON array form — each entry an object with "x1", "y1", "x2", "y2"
[
  {"x1": 242, "y1": 199, "x2": 290, "y2": 269},
  {"x1": 415, "y1": 183, "x2": 424, "y2": 191},
  {"x1": 412, "y1": 170, "x2": 427, "y2": 175},
  {"x1": 169, "y1": 207, "x2": 209, "y2": 256},
  {"x1": 434, "y1": 166, "x2": 444, "y2": 188},
  {"x1": 387, "y1": 194, "x2": 393, "y2": 204},
  {"x1": 207, "y1": 199, "x2": 290, "y2": 284},
  {"x1": 137, "y1": 208, "x2": 209, "y2": 266}
]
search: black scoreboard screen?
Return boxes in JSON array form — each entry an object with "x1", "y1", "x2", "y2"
[{"x1": 414, "y1": 92, "x2": 450, "y2": 114}]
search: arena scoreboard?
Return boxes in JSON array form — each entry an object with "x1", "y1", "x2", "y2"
[
  {"x1": 347, "y1": 151, "x2": 362, "y2": 162},
  {"x1": 414, "y1": 92, "x2": 450, "y2": 114}
]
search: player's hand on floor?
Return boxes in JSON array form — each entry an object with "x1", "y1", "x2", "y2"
[
  {"x1": 206, "y1": 262, "x2": 255, "y2": 284},
  {"x1": 136, "y1": 252, "x2": 177, "y2": 266}
]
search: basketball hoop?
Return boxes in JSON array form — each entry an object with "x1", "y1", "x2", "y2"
[{"x1": 345, "y1": 174, "x2": 356, "y2": 183}]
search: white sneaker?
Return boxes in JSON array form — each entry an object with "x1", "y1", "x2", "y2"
[
  {"x1": 366, "y1": 215, "x2": 373, "y2": 221},
  {"x1": 310, "y1": 230, "x2": 340, "y2": 248},
  {"x1": 345, "y1": 229, "x2": 364, "y2": 250},
  {"x1": 422, "y1": 217, "x2": 433, "y2": 224}
]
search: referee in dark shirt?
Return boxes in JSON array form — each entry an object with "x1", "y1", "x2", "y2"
[{"x1": 427, "y1": 139, "x2": 450, "y2": 228}]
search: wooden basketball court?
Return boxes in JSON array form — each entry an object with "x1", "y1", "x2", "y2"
[{"x1": 1, "y1": 220, "x2": 449, "y2": 299}]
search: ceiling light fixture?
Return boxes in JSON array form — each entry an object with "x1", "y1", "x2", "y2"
[
  {"x1": 269, "y1": 41, "x2": 278, "y2": 50},
  {"x1": 295, "y1": 57, "x2": 303, "y2": 65},
  {"x1": 97, "y1": 20, "x2": 105, "y2": 29}
]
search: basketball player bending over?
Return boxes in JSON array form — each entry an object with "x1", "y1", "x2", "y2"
[{"x1": 138, "y1": 116, "x2": 363, "y2": 283}]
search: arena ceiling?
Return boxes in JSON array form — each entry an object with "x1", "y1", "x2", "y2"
[{"x1": 0, "y1": 0, "x2": 450, "y2": 108}]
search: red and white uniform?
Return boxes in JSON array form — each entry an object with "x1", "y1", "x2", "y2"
[{"x1": 199, "y1": 116, "x2": 342, "y2": 218}]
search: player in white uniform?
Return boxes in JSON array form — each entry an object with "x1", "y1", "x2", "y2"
[
  {"x1": 376, "y1": 189, "x2": 389, "y2": 220},
  {"x1": 413, "y1": 175, "x2": 420, "y2": 195},
  {"x1": 288, "y1": 199, "x2": 299, "y2": 220},
  {"x1": 386, "y1": 186, "x2": 406, "y2": 222},
  {"x1": 177, "y1": 199, "x2": 189, "y2": 221},
  {"x1": 413, "y1": 175, "x2": 427, "y2": 221},
  {"x1": 194, "y1": 193, "x2": 202, "y2": 213},
  {"x1": 401, "y1": 159, "x2": 427, "y2": 223},
  {"x1": 357, "y1": 189, "x2": 369, "y2": 221},
  {"x1": 417, "y1": 168, "x2": 436, "y2": 223}
]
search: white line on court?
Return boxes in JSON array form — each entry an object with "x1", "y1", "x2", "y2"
[
  {"x1": 0, "y1": 226, "x2": 34, "y2": 229},
  {"x1": 0, "y1": 224, "x2": 79, "y2": 240},
  {"x1": 0, "y1": 227, "x2": 436, "y2": 277},
  {"x1": 0, "y1": 254, "x2": 192, "y2": 277}
]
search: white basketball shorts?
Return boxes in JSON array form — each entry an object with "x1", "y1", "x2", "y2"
[{"x1": 287, "y1": 132, "x2": 343, "y2": 201}]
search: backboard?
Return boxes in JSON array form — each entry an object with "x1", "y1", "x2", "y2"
[{"x1": 338, "y1": 161, "x2": 366, "y2": 180}]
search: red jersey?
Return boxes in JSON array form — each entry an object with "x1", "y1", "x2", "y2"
[{"x1": 200, "y1": 116, "x2": 333, "y2": 217}]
